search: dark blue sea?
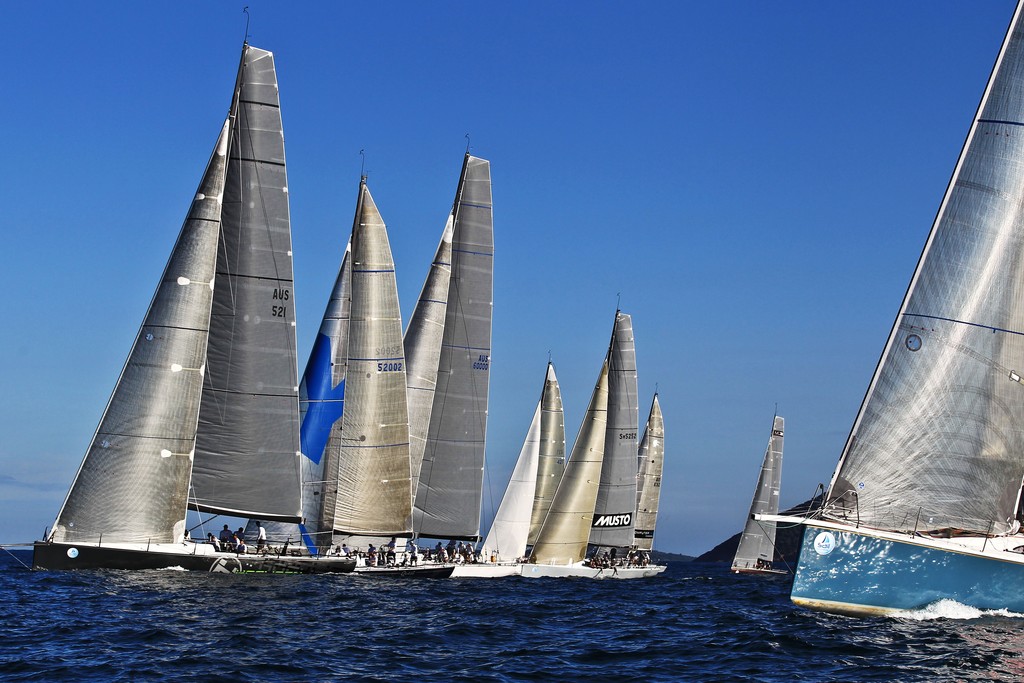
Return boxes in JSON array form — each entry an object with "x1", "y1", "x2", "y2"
[{"x1": 2, "y1": 551, "x2": 1023, "y2": 682}]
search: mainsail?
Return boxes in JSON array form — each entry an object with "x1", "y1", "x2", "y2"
[
  {"x1": 414, "y1": 155, "x2": 494, "y2": 540},
  {"x1": 731, "y1": 415, "x2": 784, "y2": 572},
  {"x1": 824, "y1": 12, "x2": 1024, "y2": 536},
  {"x1": 481, "y1": 400, "x2": 542, "y2": 562},
  {"x1": 589, "y1": 310, "x2": 639, "y2": 548},
  {"x1": 404, "y1": 218, "x2": 454, "y2": 491},
  {"x1": 528, "y1": 362, "x2": 566, "y2": 545},
  {"x1": 531, "y1": 363, "x2": 610, "y2": 565},
  {"x1": 321, "y1": 179, "x2": 412, "y2": 537},
  {"x1": 633, "y1": 393, "x2": 664, "y2": 551},
  {"x1": 190, "y1": 45, "x2": 303, "y2": 522},
  {"x1": 49, "y1": 121, "x2": 231, "y2": 544}
]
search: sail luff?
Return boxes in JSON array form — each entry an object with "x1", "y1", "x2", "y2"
[
  {"x1": 528, "y1": 362, "x2": 566, "y2": 545},
  {"x1": 50, "y1": 120, "x2": 231, "y2": 544},
  {"x1": 481, "y1": 401, "x2": 542, "y2": 561},
  {"x1": 190, "y1": 44, "x2": 303, "y2": 522},
  {"x1": 530, "y1": 362, "x2": 610, "y2": 565},
  {"x1": 413, "y1": 154, "x2": 493, "y2": 540},
  {"x1": 589, "y1": 310, "x2": 640, "y2": 548},
  {"x1": 732, "y1": 415, "x2": 784, "y2": 571},
  {"x1": 633, "y1": 393, "x2": 664, "y2": 551},
  {"x1": 825, "y1": 5, "x2": 1024, "y2": 535},
  {"x1": 404, "y1": 217, "x2": 454, "y2": 494},
  {"x1": 326, "y1": 180, "x2": 412, "y2": 536}
]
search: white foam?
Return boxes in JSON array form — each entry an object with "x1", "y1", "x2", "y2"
[
  {"x1": 156, "y1": 565, "x2": 188, "y2": 572},
  {"x1": 898, "y1": 599, "x2": 1024, "y2": 621}
]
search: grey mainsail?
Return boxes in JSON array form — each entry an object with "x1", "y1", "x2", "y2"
[
  {"x1": 589, "y1": 310, "x2": 639, "y2": 548},
  {"x1": 50, "y1": 120, "x2": 231, "y2": 544},
  {"x1": 633, "y1": 393, "x2": 664, "y2": 551},
  {"x1": 531, "y1": 362, "x2": 610, "y2": 565},
  {"x1": 732, "y1": 415, "x2": 784, "y2": 572},
  {"x1": 321, "y1": 179, "x2": 412, "y2": 537},
  {"x1": 414, "y1": 155, "x2": 494, "y2": 540},
  {"x1": 528, "y1": 362, "x2": 566, "y2": 545},
  {"x1": 823, "y1": 10, "x2": 1024, "y2": 536},
  {"x1": 190, "y1": 45, "x2": 303, "y2": 522},
  {"x1": 404, "y1": 217, "x2": 454, "y2": 493}
]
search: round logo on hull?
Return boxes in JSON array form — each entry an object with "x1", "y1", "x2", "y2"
[
  {"x1": 66, "y1": 547, "x2": 79, "y2": 559},
  {"x1": 813, "y1": 532, "x2": 836, "y2": 555}
]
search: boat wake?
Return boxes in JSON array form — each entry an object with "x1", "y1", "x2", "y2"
[{"x1": 897, "y1": 599, "x2": 1024, "y2": 621}]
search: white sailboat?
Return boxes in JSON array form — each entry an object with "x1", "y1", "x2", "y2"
[
  {"x1": 33, "y1": 43, "x2": 354, "y2": 573},
  {"x1": 731, "y1": 415, "x2": 786, "y2": 575},
  {"x1": 769, "y1": 0, "x2": 1024, "y2": 615},
  {"x1": 453, "y1": 363, "x2": 564, "y2": 578},
  {"x1": 633, "y1": 393, "x2": 664, "y2": 551},
  {"x1": 524, "y1": 313, "x2": 666, "y2": 579}
]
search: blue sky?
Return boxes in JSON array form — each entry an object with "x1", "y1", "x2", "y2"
[{"x1": 0, "y1": 1, "x2": 1017, "y2": 556}]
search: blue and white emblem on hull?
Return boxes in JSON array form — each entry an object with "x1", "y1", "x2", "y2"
[{"x1": 813, "y1": 531, "x2": 835, "y2": 555}]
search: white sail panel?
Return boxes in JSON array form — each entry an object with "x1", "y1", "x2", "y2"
[
  {"x1": 191, "y1": 45, "x2": 303, "y2": 522},
  {"x1": 404, "y1": 218, "x2": 454, "y2": 492},
  {"x1": 732, "y1": 415, "x2": 784, "y2": 571},
  {"x1": 51, "y1": 120, "x2": 230, "y2": 544},
  {"x1": 633, "y1": 393, "x2": 664, "y2": 551},
  {"x1": 589, "y1": 311, "x2": 639, "y2": 548},
  {"x1": 414, "y1": 155, "x2": 493, "y2": 540},
  {"x1": 825, "y1": 19, "x2": 1024, "y2": 536},
  {"x1": 531, "y1": 362, "x2": 609, "y2": 565},
  {"x1": 482, "y1": 402, "x2": 541, "y2": 561},
  {"x1": 528, "y1": 362, "x2": 566, "y2": 545},
  {"x1": 323, "y1": 181, "x2": 412, "y2": 536}
]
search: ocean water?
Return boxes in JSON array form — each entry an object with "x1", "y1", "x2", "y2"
[{"x1": 2, "y1": 552, "x2": 1023, "y2": 682}]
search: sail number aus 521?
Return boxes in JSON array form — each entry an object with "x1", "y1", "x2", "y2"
[{"x1": 272, "y1": 288, "x2": 291, "y2": 318}]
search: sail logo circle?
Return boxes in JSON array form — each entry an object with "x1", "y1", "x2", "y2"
[
  {"x1": 813, "y1": 532, "x2": 836, "y2": 555},
  {"x1": 66, "y1": 547, "x2": 79, "y2": 559},
  {"x1": 905, "y1": 334, "x2": 922, "y2": 352}
]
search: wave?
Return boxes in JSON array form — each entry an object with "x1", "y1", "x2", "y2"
[{"x1": 897, "y1": 599, "x2": 1024, "y2": 621}]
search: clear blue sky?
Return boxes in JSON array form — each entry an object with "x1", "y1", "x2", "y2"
[{"x1": 1, "y1": 2, "x2": 1017, "y2": 556}]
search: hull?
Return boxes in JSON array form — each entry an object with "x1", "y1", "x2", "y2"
[
  {"x1": 450, "y1": 563, "x2": 523, "y2": 578},
  {"x1": 522, "y1": 561, "x2": 667, "y2": 579},
  {"x1": 353, "y1": 563, "x2": 455, "y2": 578},
  {"x1": 732, "y1": 567, "x2": 789, "y2": 576},
  {"x1": 792, "y1": 523, "x2": 1024, "y2": 616},
  {"x1": 33, "y1": 541, "x2": 355, "y2": 574}
]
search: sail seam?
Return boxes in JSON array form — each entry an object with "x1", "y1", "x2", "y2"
[
  {"x1": 229, "y1": 156, "x2": 286, "y2": 168},
  {"x1": 977, "y1": 117, "x2": 1024, "y2": 127}
]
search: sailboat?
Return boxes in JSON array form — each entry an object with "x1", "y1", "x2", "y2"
[
  {"x1": 453, "y1": 362, "x2": 564, "y2": 578},
  {"x1": 33, "y1": 43, "x2": 355, "y2": 573},
  {"x1": 413, "y1": 154, "x2": 494, "y2": 544},
  {"x1": 524, "y1": 312, "x2": 666, "y2": 579},
  {"x1": 731, "y1": 415, "x2": 786, "y2": 575},
  {"x1": 765, "y1": 1, "x2": 1024, "y2": 615},
  {"x1": 633, "y1": 393, "x2": 664, "y2": 551}
]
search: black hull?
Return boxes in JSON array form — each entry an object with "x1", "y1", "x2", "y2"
[
  {"x1": 354, "y1": 564, "x2": 455, "y2": 578},
  {"x1": 32, "y1": 542, "x2": 356, "y2": 574}
]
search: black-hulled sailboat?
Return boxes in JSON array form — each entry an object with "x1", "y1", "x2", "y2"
[
  {"x1": 33, "y1": 44, "x2": 354, "y2": 574},
  {"x1": 731, "y1": 415, "x2": 786, "y2": 575}
]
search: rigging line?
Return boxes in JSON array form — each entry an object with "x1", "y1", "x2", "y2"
[
  {"x1": 753, "y1": 518, "x2": 794, "y2": 575},
  {"x1": 242, "y1": 6, "x2": 250, "y2": 44},
  {"x1": 1, "y1": 546, "x2": 32, "y2": 571}
]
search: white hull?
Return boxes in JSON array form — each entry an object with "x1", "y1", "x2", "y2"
[
  {"x1": 450, "y1": 562, "x2": 523, "y2": 578},
  {"x1": 521, "y1": 561, "x2": 666, "y2": 579}
]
